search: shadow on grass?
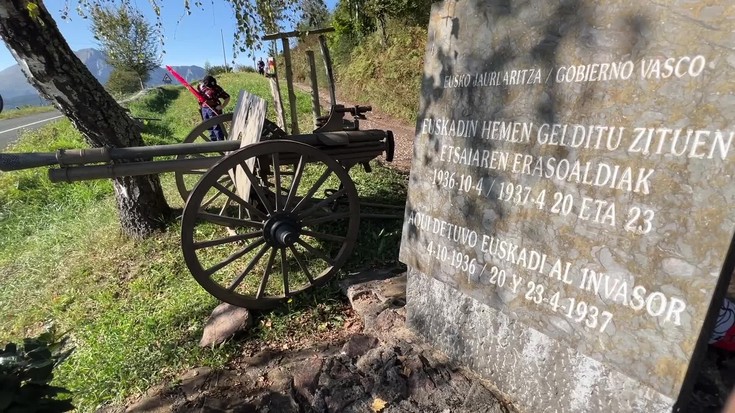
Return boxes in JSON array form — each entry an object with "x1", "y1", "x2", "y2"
[
  {"x1": 136, "y1": 88, "x2": 183, "y2": 145},
  {"x1": 140, "y1": 121, "x2": 176, "y2": 145},
  {"x1": 143, "y1": 87, "x2": 182, "y2": 113}
]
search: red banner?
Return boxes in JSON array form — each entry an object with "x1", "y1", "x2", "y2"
[{"x1": 165, "y1": 65, "x2": 205, "y2": 103}]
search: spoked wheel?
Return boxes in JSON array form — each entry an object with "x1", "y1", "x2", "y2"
[
  {"x1": 174, "y1": 113, "x2": 287, "y2": 201},
  {"x1": 181, "y1": 140, "x2": 360, "y2": 309}
]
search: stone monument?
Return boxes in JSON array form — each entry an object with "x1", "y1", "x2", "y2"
[{"x1": 399, "y1": 1, "x2": 735, "y2": 412}]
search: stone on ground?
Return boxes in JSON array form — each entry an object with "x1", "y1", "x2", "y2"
[{"x1": 199, "y1": 302, "x2": 253, "y2": 347}]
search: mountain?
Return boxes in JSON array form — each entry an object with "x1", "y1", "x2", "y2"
[{"x1": 0, "y1": 48, "x2": 205, "y2": 107}]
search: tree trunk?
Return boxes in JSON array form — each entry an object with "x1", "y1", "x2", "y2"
[{"x1": 0, "y1": 1, "x2": 170, "y2": 239}]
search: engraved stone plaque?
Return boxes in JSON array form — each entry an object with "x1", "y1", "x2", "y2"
[{"x1": 399, "y1": 1, "x2": 735, "y2": 411}]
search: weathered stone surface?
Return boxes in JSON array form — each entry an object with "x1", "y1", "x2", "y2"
[
  {"x1": 341, "y1": 333, "x2": 380, "y2": 359},
  {"x1": 292, "y1": 356, "x2": 324, "y2": 403},
  {"x1": 199, "y1": 302, "x2": 253, "y2": 347},
  {"x1": 407, "y1": 269, "x2": 674, "y2": 413},
  {"x1": 399, "y1": 1, "x2": 735, "y2": 411}
]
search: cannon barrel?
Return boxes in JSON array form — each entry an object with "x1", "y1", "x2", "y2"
[
  {"x1": 39, "y1": 129, "x2": 394, "y2": 183},
  {"x1": 0, "y1": 140, "x2": 239, "y2": 172},
  {"x1": 0, "y1": 129, "x2": 393, "y2": 173}
]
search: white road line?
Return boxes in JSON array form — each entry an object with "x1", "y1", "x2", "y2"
[{"x1": 0, "y1": 115, "x2": 63, "y2": 135}]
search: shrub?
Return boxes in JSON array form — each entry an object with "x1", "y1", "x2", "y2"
[{"x1": 0, "y1": 331, "x2": 74, "y2": 412}]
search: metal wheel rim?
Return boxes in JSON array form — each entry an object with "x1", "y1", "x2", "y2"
[
  {"x1": 181, "y1": 140, "x2": 360, "y2": 309},
  {"x1": 175, "y1": 113, "x2": 234, "y2": 202},
  {"x1": 175, "y1": 114, "x2": 288, "y2": 202}
]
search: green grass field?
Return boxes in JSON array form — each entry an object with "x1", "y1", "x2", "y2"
[{"x1": 0, "y1": 72, "x2": 407, "y2": 410}]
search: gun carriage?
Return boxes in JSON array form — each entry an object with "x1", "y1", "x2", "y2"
[{"x1": 0, "y1": 92, "x2": 397, "y2": 310}]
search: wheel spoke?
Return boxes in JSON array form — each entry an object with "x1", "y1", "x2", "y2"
[
  {"x1": 217, "y1": 175, "x2": 235, "y2": 186},
  {"x1": 297, "y1": 188, "x2": 346, "y2": 219},
  {"x1": 197, "y1": 212, "x2": 263, "y2": 228},
  {"x1": 281, "y1": 248, "x2": 290, "y2": 297},
  {"x1": 201, "y1": 188, "x2": 227, "y2": 210},
  {"x1": 256, "y1": 248, "x2": 278, "y2": 299},
  {"x1": 302, "y1": 212, "x2": 352, "y2": 226},
  {"x1": 284, "y1": 156, "x2": 305, "y2": 211},
  {"x1": 300, "y1": 229, "x2": 346, "y2": 243},
  {"x1": 198, "y1": 132, "x2": 212, "y2": 142},
  {"x1": 193, "y1": 231, "x2": 261, "y2": 250},
  {"x1": 218, "y1": 199, "x2": 230, "y2": 216},
  {"x1": 212, "y1": 181, "x2": 268, "y2": 220},
  {"x1": 296, "y1": 238, "x2": 334, "y2": 265},
  {"x1": 289, "y1": 245, "x2": 315, "y2": 284},
  {"x1": 205, "y1": 238, "x2": 265, "y2": 277},
  {"x1": 292, "y1": 168, "x2": 332, "y2": 213},
  {"x1": 240, "y1": 161, "x2": 274, "y2": 213},
  {"x1": 227, "y1": 243, "x2": 270, "y2": 291},
  {"x1": 208, "y1": 180, "x2": 237, "y2": 215},
  {"x1": 184, "y1": 169, "x2": 208, "y2": 175},
  {"x1": 273, "y1": 153, "x2": 282, "y2": 212}
]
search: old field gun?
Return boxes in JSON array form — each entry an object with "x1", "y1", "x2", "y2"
[{"x1": 0, "y1": 91, "x2": 396, "y2": 309}]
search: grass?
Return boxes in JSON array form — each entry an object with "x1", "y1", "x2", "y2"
[
  {"x1": 0, "y1": 71, "x2": 407, "y2": 410},
  {"x1": 287, "y1": 21, "x2": 427, "y2": 124},
  {"x1": 0, "y1": 105, "x2": 55, "y2": 120}
]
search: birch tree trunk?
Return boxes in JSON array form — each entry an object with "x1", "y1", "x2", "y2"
[{"x1": 0, "y1": 0, "x2": 170, "y2": 239}]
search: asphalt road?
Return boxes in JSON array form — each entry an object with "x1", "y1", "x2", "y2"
[{"x1": 0, "y1": 110, "x2": 63, "y2": 149}]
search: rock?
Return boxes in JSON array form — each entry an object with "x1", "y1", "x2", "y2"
[
  {"x1": 179, "y1": 367, "x2": 213, "y2": 401},
  {"x1": 199, "y1": 302, "x2": 253, "y2": 347},
  {"x1": 339, "y1": 268, "x2": 403, "y2": 296},
  {"x1": 340, "y1": 270, "x2": 408, "y2": 335},
  {"x1": 292, "y1": 357, "x2": 324, "y2": 403},
  {"x1": 341, "y1": 334, "x2": 379, "y2": 359}
]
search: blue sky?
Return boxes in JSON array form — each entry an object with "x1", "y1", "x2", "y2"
[{"x1": 0, "y1": 0, "x2": 338, "y2": 71}]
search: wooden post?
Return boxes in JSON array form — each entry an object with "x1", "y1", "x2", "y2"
[
  {"x1": 228, "y1": 91, "x2": 267, "y2": 201},
  {"x1": 267, "y1": 52, "x2": 288, "y2": 132},
  {"x1": 318, "y1": 34, "x2": 337, "y2": 108},
  {"x1": 261, "y1": 28, "x2": 336, "y2": 132},
  {"x1": 281, "y1": 38, "x2": 300, "y2": 135},
  {"x1": 306, "y1": 50, "x2": 321, "y2": 126}
]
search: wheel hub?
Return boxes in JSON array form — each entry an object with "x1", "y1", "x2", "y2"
[{"x1": 263, "y1": 213, "x2": 301, "y2": 247}]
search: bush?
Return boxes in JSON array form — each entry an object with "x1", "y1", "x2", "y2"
[
  {"x1": 236, "y1": 64, "x2": 256, "y2": 73},
  {"x1": 203, "y1": 61, "x2": 231, "y2": 77},
  {"x1": 106, "y1": 68, "x2": 142, "y2": 95},
  {"x1": 0, "y1": 331, "x2": 74, "y2": 412}
]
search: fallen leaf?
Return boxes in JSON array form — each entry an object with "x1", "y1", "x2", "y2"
[{"x1": 372, "y1": 397, "x2": 387, "y2": 412}]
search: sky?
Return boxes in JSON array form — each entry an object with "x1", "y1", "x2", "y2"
[{"x1": 0, "y1": 0, "x2": 338, "y2": 71}]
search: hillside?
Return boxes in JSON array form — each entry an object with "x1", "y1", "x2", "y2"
[
  {"x1": 285, "y1": 23, "x2": 427, "y2": 125},
  {"x1": 0, "y1": 48, "x2": 204, "y2": 107}
]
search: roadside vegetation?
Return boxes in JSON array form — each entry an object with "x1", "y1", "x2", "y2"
[
  {"x1": 0, "y1": 105, "x2": 55, "y2": 120},
  {"x1": 0, "y1": 71, "x2": 406, "y2": 410},
  {"x1": 285, "y1": 2, "x2": 431, "y2": 124}
]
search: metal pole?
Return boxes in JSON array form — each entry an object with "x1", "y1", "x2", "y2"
[{"x1": 221, "y1": 29, "x2": 229, "y2": 72}]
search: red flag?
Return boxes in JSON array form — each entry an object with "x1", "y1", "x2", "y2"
[{"x1": 165, "y1": 65, "x2": 205, "y2": 103}]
